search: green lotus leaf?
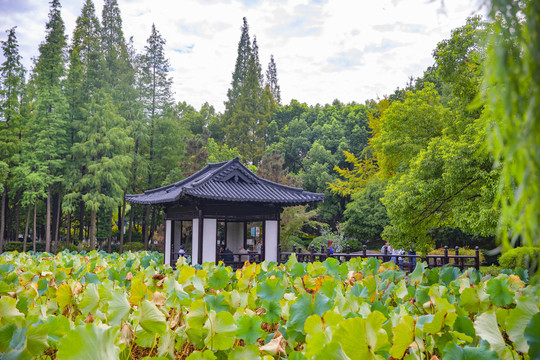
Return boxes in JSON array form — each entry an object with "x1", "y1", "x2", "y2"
[
  {"x1": 57, "y1": 323, "x2": 120, "y2": 360},
  {"x1": 205, "y1": 294, "x2": 229, "y2": 313},
  {"x1": 333, "y1": 311, "x2": 388, "y2": 360},
  {"x1": 443, "y1": 342, "x2": 500, "y2": 360},
  {"x1": 186, "y1": 350, "x2": 217, "y2": 360},
  {"x1": 524, "y1": 312, "x2": 540, "y2": 360},
  {"x1": 257, "y1": 278, "x2": 285, "y2": 302},
  {"x1": 139, "y1": 299, "x2": 167, "y2": 335},
  {"x1": 506, "y1": 297, "x2": 538, "y2": 353},
  {"x1": 107, "y1": 289, "x2": 131, "y2": 327},
  {"x1": 0, "y1": 296, "x2": 24, "y2": 327},
  {"x1": 157, "y1": 330, "x2": 176, "y2": 359},
  {"x1": 474, "y1": 311, "x2": 506, "y2": 355},
  {"x1": 203, "y1": 310, "x2": 237, "y2": 351},
  {"x1": 79, "y1": 283, "x2": 100, "y2": 315},
  {"x1": 208, "y1": 267, "x2": 230, "y2": 290},
  {"x1": 312, "y1": 342, "x2": 349, "y2": 360},
  {"x1": 261, "y1": 300, "x2": 281, "y2": 324},
  {"x1": 389, "y1": 315, "x2": 414, "y2": 359},
  {"x1": 485, "y1": 277, "x2": 514, "y2": 307},
  {"x1": 0, "y1": 323, "x2": 17, "y2": 352},
  {"x1": 228, "y1": 344, "x2": 260, "y2": 359},
  {"x1": 236, "y1": 314, "x2": 264, "y2": 344}
]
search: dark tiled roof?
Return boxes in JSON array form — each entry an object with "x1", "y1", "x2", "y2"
[{"x1": 126, "y1": 157, "x2": 324, "y2": 206}]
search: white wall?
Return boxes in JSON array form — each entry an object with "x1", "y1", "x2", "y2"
[
  {"x1": 192, "y1": 218, "x2": 199, "y2": 265},
  {"x1": 202, "y1": 218, "x2": 217, "y2": 263},
  {"x1": 164, "y1": 220, "x2": 171, "y2": 266},
  {"x1": 264, "y1": 220, "x2": 279, "y2": 262},
  {"x1": 226, "y1": 222, "x2": 244, "y2": 252}
]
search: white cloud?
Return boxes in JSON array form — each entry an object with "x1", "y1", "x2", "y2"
[{"x1": 0, "y1": 0, "x2": 486, "y2": 111}]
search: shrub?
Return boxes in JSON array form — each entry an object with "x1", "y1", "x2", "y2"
[
  {"x1": 56, "y1": 243, "x2": 80, "y2": 253},
  {"x1": 123, "y1": 241, "x2": 145, "y2": 251},
  {"x1": 4, "y1": 241, "x2": 23, "y2": 252},
  {"x1": 480, "y1": 265, "x2": 503, "y2": 278},
  {"x1": 499, "y1": 247, "x2": 540, "y2": 272}
]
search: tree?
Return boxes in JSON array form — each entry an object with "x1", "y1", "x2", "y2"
[
  {"x1": 0, "y1": 27, "x2": 25, "y2": 252},
  {"x1": 266, "y1": 54, "x2": 280, "y2": 104},
  {"x1": 343, "y1": 180, "x2": 389, "y2": 247},
  {"x1": 101, "y1": 0, "x2": 142, "y2": 253},
  {"x1": 223, "y1": 19, "x2": 275, "y2": 164},
  {"x1": 382, "y1": 120, "x2": 498, "y2": 253},
  {"x1": 485, "y1": 0, "x2": 540, "y2": 251},
  {"x1": 372, "y1": 83, "x2": 450, "y2": 176},
  {"x1": 72, "y1": 89, "x2": 133, "y2": 250},
  {"x1": 30, "y1": 0, "x2": 69, "y2": 253},
  {"x1": 138, "y1": 24, "x2": 175, "y2": 246}
]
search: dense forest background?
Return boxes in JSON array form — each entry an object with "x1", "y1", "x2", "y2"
[{"x1": 0, "y1": 0, "x2": 538, "y2": 259}]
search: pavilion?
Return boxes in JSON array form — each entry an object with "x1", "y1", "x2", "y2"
[{"x1": 126, "y1": 157, "x2": 324, "y2": 266}]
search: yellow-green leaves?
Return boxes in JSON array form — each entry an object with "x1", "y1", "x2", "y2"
[
  {"x1": 57, "y1": 323, "x2": 120, "y2": 360},
  {"x1": 389, "y1": 315, "x2": 415, "y2": 359},
  {"x1": 139, "y1": 299, "x2": 167, "y2": 335},
  {"x1": 203, "y1": 310, "x2": 236, "y2": 351}
]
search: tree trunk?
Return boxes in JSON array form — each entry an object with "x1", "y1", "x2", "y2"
[
  {"x1": 33, "y1": 201, "x2": 37, "y2": 252},
  {"x1": 45, "y1": 185, "x2": 51, "y2": 253},
  {"x1": 54, "y1": 191, "x2": 62, "y2": 253},
  {"x1": 66, "y1": 211, "x2": 71, "y2": 250},
  {"x1": 79, "y1": 201, "x2": 84, "y2": 244},
  {"x1": 89, "y1": 209, "x2": 96, "y2": 251},
  {"x1": 0, "y1": 185, "x2": 6, "y2": 253},
  {"x1": 23, "y1": 205, "x2": 31, "y2": 252},
  {"x1": 119, "y1": 196, "x2": 126, "y2": 254},
  {"x1": 14, "y1": 193, "x2": 21, "y2": 242}
]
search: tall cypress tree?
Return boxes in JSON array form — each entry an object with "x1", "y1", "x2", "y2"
[
  {"x1": 101, "y1": 0, "x2": 143, "y2": 253},
  {"x1": 224, "y1": 19, "x2": 275, "y2": 164},
  {"x1": 138, "y1": 24, "x2": 174, "y2": 247},
  {"x1": 266, "y1": 54, "x2": 281, "y2": 104},
  {"x1": 65, "y1": 0, "x2": 133, "y2": 251},
  {"x1": 31, "y1": 0, "x2": 69, "y2": 253},
  {"x1": 224, "y1": 17, "x2": 251, "y2": 118},
  {"x1": 0, "y1": 27, "x2": 25, "y2": 252}
]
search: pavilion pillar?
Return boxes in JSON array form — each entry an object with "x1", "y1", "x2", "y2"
[
  {"x1": 164, "y1": 220, "x2": 172, "y2": 266},
  {"x1": 192, "y1": 218, "x2": 199, "y2": 265},
  {"x1": 264, "y1": 220, "x2": 279, "y2": 262},
  {"x1": 202, "y1": 218, "x2": 217, "y2": 263}
]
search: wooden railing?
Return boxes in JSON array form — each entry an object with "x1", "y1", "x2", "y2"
[
  {"x1": 170, "y1": 245, "x2": 480, "y2": 272},
  {"x1": 277, "y1": 244, "x2": 480, "y2": 272}
]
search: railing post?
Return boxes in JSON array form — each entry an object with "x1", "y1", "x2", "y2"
[
  {"x1": 292, "y1": 244, "x2": 296, "y2": 254},
  {"x1": 362, "y1": 244, "x2": 367, "y2": 258},
  {"x1": 475, "y1": 246, "x2": 480, "y2": 270},
  {"x1": 310, "y1": 244, "x2": 315, "y2": 262},
  {"x1": 278, "y1": 243, "x2": 282, "y2": 262},
  {"x1": 321, "y1": 245, "x2": 326, "y2": 261},
  {"x1": 346, "y1": 245, "x2": 351, "y2": 261},
  {"x1": 383, "y1": 246, "x2": 388, "y2": 262},
  {"x1": 455, "y1": 246, "x2": 459, "y2": 267},
  {"x1": 444, "y1": 245, "x2": 449, "y2": 265}
]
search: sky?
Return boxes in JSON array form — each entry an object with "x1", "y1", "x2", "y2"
[{"x1": 0, "y1": 0, "x2": 486, "y2": 112}]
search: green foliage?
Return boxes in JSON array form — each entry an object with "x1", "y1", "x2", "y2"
[
  {"x1": 122, "y1": 241, "x2": 145, "y2": 251},
  {"x1": 343, "y1": 180, "x2": 389, "y2": 246},
  {"x1": 484, "y1": 0, "x2": 540, "y2": 251},
  {"x1": 499, "y1": 247, "x2": 540, "y2": 272},
  {"x1": 0, "y1": 251, "x2": 539, "y2": 359}
]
